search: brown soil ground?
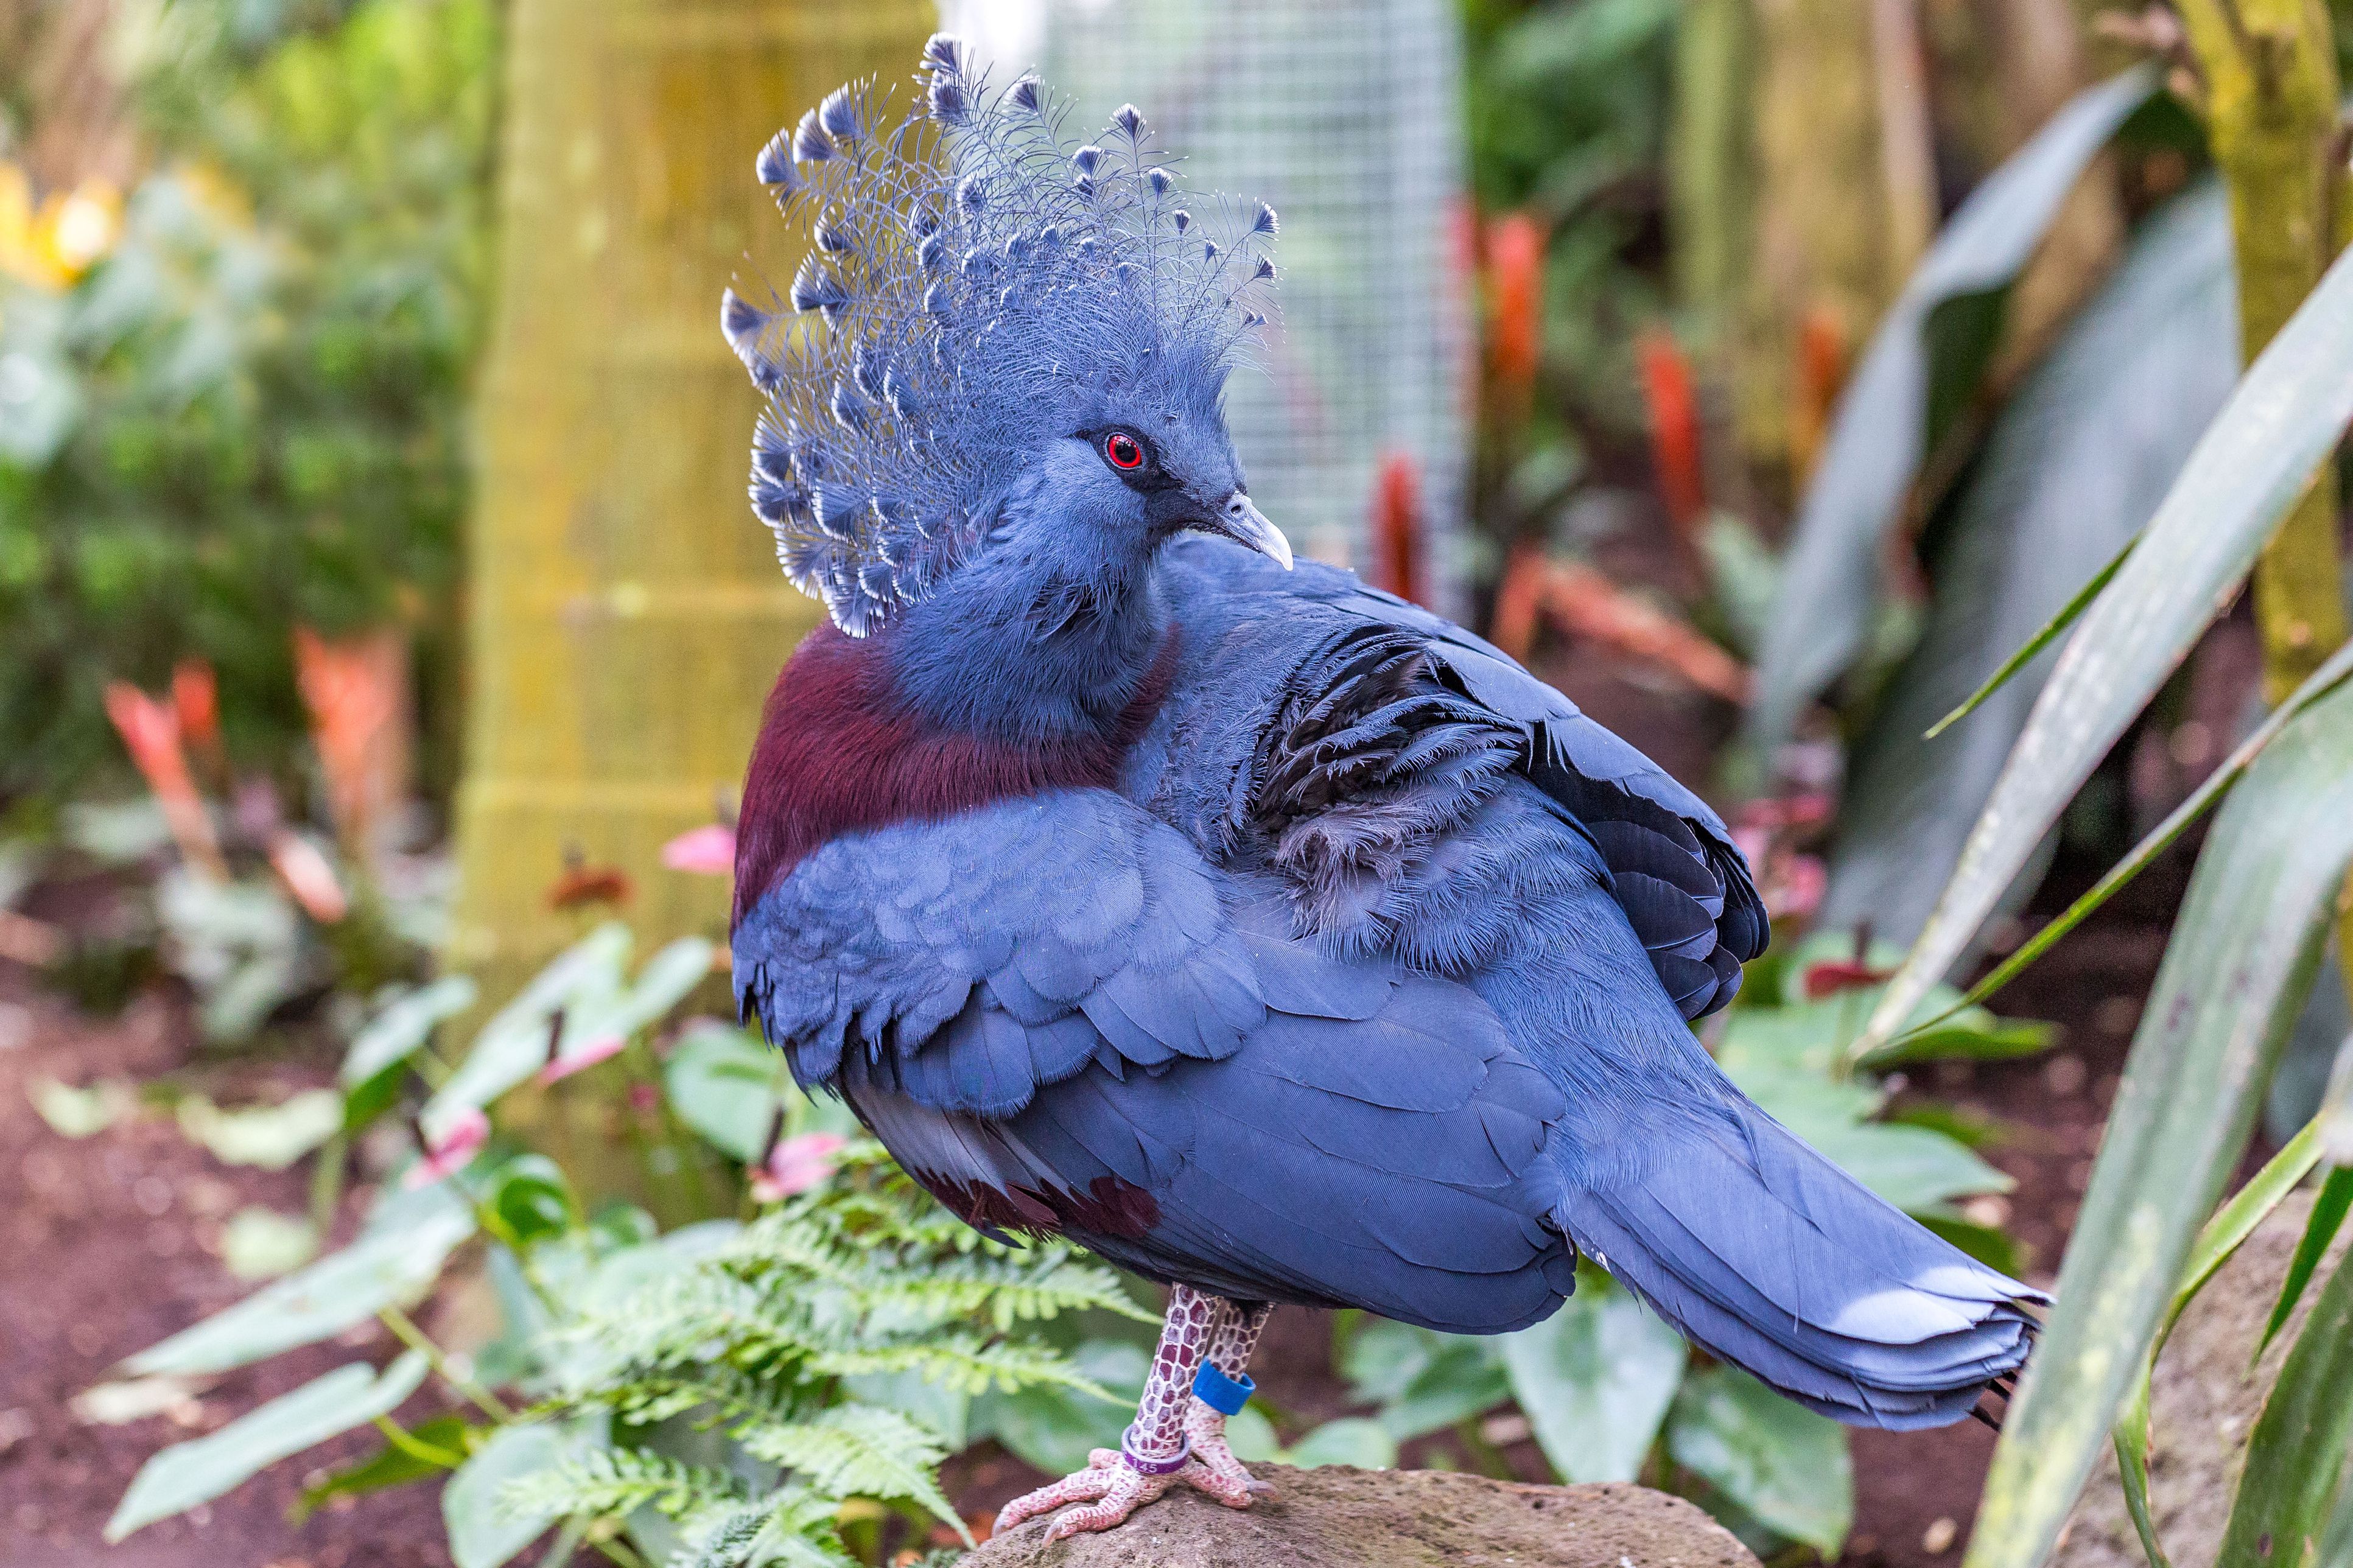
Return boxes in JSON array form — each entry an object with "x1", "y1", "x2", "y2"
[{"x1": 0, "y1": 977, "x2": 456, "y2": 1568}]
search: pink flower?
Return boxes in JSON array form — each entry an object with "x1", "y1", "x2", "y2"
[
  {"x1": 536, "y1": 1034, "x2": 625, "y2": 1087},
  {"x1": 750, "y1": 1132, "x2": 848, "y2": 1203},
  {"x1": 662, "y1": 824, "x2": 737, "y2": 876},
  {"x1": 405, "y1": 1107, "x2": 489, "y2": 1188}
]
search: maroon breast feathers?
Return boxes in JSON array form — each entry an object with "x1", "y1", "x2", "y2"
[{"x1": 731, "y1": 625, "x2": 1177, "y2": 926}]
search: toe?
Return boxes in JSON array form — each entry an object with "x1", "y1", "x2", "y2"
[
  {"x1": 994, "y1": 1468, "x2": 1115, "y2": 1533},
  {"x1": 1183, "y1": 1457, "x2": 1259, "y2": 1510}
]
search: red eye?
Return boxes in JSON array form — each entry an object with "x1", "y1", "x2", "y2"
[{"x1": 1104, "y1": 432, "x2": 1145, "y2": 471}]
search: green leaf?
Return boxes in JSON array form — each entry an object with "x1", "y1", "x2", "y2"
[
  {"x1": 665, "y1": 1024, "x2": 795, "y2": 1162},
  {"x1": 1901, "y1": 639, "x2": 2353, "y2": 1049},
  {"x1": 2110, "y1": 1115, "x2": 2333, "y2": 1568},
  {"x1": 1748, "y1": 64, "x2": 2164, "y2": 749},
  {"x1": 1341, "y1": 1321, "x2": 1511, "y2": 1441},
  {"x1": 342, "y1": 975, "x2": 479, "y2": 1085},
  {"x1": 616, "y1": 937, "x2": 717, "y2": 1032},
  {"x1": 1865, "y1": 223, "x2": 2353, "y2": 1056},
  {"x1": 220, "y1": 1206, "x2": 318, "y2": 1280},
  {"x1": 1499, "y1": 1274, "x2": 1686, "y2": 1482},
  {"x1": 105, "y1": 1352, "x2": 427, "y2": 1541},
  {"x1": 1806, "y1": 1121, "x2": 2014, "y2": 1211},
  {"x1": 482, "y1": 1153, "x2": 580, "y2": 1247},
  {"x1": 446, "y1": 1423, "x2": 577, "y2": 1568},
  {"x1": 1823, "y1": 184, "x2": 2234, "y2": 943},
  {"x1": 1280, "y1": 1416, "x2": 1398, "y2": 1471},
  {"x1": 2260, "y1": 1165, "x2": 2353, "y2": 1360},
  {"x1": 2322, "y1": 1032, "x2": 2353, "y2": 1167},
  {"x1": 1964, "y1": 680, "x2": 2353, "y2": 1568},
  {"x1": 177, "y1": 1088, "x2": 344, "y2": 1169},
  {"x1": 127, "y1": 1183, "x2": 474, "y2": 1376},
  {"x1": 2218, "y1": 1255, "x2": 2353, "y2": 1568},
  {"x1": 423, "y1": 924, "x2": 631, "y2": 1138},
  {"x1": 1666, "y1": 1365, "x2": 1853, "y2": 1556},
  {"x1": 292, "y1": 1414, "x2": 475, "y2": 1522},
  {"x1": 1222, "y1": 1405, "x2": 1283, "y2": 1464},
  {"x1": 29, "y1": 1076, "x2": 133, "y2": 1138},
  {"x1": 1922, "y1": 535, "x2": 2140, "y2": 743}
]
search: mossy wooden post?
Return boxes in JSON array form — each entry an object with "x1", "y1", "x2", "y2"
[
  {"x1": 2176, "y1": 0, "x2": 2349, "y2": 704},
  {"x1": 1736, "y1": 0, "x2": 1900, "y2": 470},
  {"x1": 450, "y1": 0, "x2": 932, "y2": 1006},
  {"x1": 2176, "y1": 0, "x2": 2353, "y2": 1006}
]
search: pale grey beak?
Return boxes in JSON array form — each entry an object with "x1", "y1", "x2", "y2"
[{"x1": 1212, "y1": 491, "x2": 1292, "y2": 570}]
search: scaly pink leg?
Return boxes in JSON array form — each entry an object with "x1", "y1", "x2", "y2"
[
  {"x1": 994, "y1": 1286, "x2": 1258, "y2": 1540},
  {"x1": 1185, "y1": 1299, "x2": 1272, "y2": 1496}
]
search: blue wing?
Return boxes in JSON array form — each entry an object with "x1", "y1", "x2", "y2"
[
  {"x1": 734, "y1": 789, "x2": 1579, "y2": 1334},
  {"x1": 1149, "y1": 538, "x2": 1767, "y2": 1019}
]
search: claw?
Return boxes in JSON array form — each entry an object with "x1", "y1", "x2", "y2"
[
  {"x1": 1184, "y1": 1406, "x2": 1274, "y2": 1499},
  {"x1": 994, "y1": 1446, "x2": 1260, "y2": 1540}
]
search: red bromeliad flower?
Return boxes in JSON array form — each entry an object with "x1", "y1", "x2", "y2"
[
  {"x1": 171, "y1": 659, "x2": 221, "y2": 763},
  {"x1": 292, "y1": 627, "x2": 400, "y2": 853},
  {"x1": 1484, "y1": 212, "x2": 1545, "y2": 423},
  {"x1": 1370, "y1": 453, "x2": 1426, "y2": 609},
  {"x1": 103, "y1": 680, "x2": 226, "y2": 878},
  {"x1": 1636, "y1": 329, "x2": 1706, "y2": 549}
]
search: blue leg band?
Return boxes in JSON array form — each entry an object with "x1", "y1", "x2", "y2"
[{"x1": 1191, "y1": 1360, "x2": 1254, "y2": 1416}]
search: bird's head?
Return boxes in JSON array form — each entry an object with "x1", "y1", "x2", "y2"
[{"x1": 723, "y1": 37, "x2": 1286, "y2": 637}]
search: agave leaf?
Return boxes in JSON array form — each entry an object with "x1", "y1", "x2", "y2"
[
  {"x1": 1866, "y1": 227, "x2": 2353, "y2": 1055},
  {"x1": 1823, "y1": 186, "x2": 2234, "y2": 942},
  {"x1": 2217, "y1": 1253, "x2": 2353, "y2": 1568},
  {"x1": 2110, "y1": 1115, "x2": 2333, "y2": 1568},
  {"x1": 1964, "y1": 679, "x2": 2353, "y2": 1568},
  {"x1": 1885, "y1": 635, "x2": 2353, "y2": 1050},
  {"x1": 1921, "y1": 535, "x2": 2137, "y2": 743},
  {"x1": 1748, "y1": 64, "x2": 2162, "y2": 748},
  {"x1": 2259, "y1": 1162, "x2": 2353, "y2": 1360}
]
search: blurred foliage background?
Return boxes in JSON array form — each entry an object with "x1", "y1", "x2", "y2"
[{"x1": 0, "y1": 0, "x2": 493, "y2": 810}]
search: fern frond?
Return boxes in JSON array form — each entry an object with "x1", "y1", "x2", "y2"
[
  {"x1": 738, "y1": 1404, "x2": 960, "y2": 1534},
  {"x1": 810, "y1": 1333, "x2": 1120, "y2": 1399},
  {"x1": 499, "y1": 1445, "x2": 751, "y2": 1524},
  {"x1": 672, "y1": 1486, "x2": 855, "y2": 1568}
]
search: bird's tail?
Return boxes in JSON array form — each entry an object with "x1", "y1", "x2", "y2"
[{"x1": 1561, "y1": 1101, "x2": 2043, "y2": 1429}]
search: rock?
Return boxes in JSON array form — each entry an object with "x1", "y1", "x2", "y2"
[
  {"x1": 965, "y1": 1465, "x2": 1761, "y2": 1568},
  {"x1": 2053, "y1": 1188, "x2": 2353, "y2": 1568}
]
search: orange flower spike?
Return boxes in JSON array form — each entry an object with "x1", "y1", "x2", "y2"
[
  {"x1": 1789, "y1": 306, "x2": 1849, "y2": 483},
  {"x1": 1636, "y1": 330, "x2": 1706, "y2": 546},
  {"x1": 103, "y1": 681, "x2": 226, "y2": 878},
  {"x1": 1370, "y1": 452, "x2": 1426, "y2": 609},
  {"x1": 292, "y1": 627, "x2": 397, "y2": 852},
  {"x1": 172, "y1": 657, "x2": 224, "y2": 785},
  {"x1": 1484, "y1": 212, "x2": 1546, "y2": 423},
  {"x1": 1488, "y1": 547, "x2": 1548, "y2": 665}
]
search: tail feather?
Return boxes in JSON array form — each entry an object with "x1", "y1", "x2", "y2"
[{"x1": 1565, "y1": 1105, "x2": 2043, "y2": 1429}]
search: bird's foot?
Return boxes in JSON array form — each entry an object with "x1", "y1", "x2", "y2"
[
  {"x1": 1183, "y1": 1406, "x2": 1274, "y2": 1497},
  {"x1": 994, "y1": 1443, "x2": 1258, "y2": 1541}
]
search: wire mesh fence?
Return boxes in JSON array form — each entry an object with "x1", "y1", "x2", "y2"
[{"x1": 944, "y1": 0, "x2": 1473, "y2": 613}]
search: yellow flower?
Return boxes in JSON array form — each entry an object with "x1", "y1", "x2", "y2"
[{"x1": 0, "y1": 164, "x2": 124, "y2": 289}]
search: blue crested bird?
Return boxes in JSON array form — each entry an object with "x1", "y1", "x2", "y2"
[{"x1": 724, "y1": 38, "x2": 2039, "y2": 1542}]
